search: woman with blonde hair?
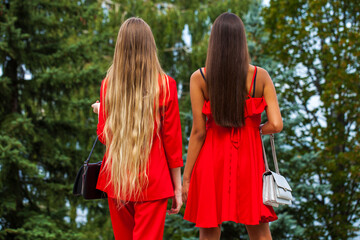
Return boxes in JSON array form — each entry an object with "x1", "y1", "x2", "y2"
[
  {"x1": 91, "y1": 17, "x2": 183, "y2": 240},
  {"x1": 183, "y1": 13, "x2": 281, "y2": 239}
]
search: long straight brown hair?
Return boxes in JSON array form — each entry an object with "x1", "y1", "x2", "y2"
[{"x1": 205, "y1": 12, "x2": 250, "y2": 127}]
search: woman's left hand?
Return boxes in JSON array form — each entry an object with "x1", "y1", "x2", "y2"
[
  {"x1": 91, "y1": 100, "x2": 100, "y2": 114},
  {"x1": 167, "y1": 189, "x2": 182, "y2": 215}
]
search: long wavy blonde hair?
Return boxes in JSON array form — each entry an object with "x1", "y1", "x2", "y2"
[{"x1": 102, "y1": 18, "x2": 167, "y2": 201}]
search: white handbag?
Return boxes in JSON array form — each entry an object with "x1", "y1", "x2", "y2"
[{"x1": 261, "y1": 134, "x2": 293, "y2": 207}]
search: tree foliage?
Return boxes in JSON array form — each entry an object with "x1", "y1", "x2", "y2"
[
  {"x1": 1, "y1": 0, "x2": 358, "y2": 239},
  {"x1": 0, "y1": 0, "x2": 255, "y2": 239},
  {"x1": 263, "y1": 0, "x2": 360, "y2": 239},
  {"x1": 0, "y1": 0, "x2": 108, "y2": 239}
]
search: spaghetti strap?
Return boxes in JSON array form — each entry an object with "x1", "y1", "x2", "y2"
[
  {"x1": 252, "y1": 67, "x2": 258, "y2": 98},
  {"x1": 248, "y1": 66, "x2": 257, "y2": 98},
  {"x1": 199, "y1": 68, "x2": 206, "y2": 81}
]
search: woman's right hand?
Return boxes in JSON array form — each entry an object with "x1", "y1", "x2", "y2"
[
  {"x1": 182, "y1": 178, "x2": 190, "y2": 204},
  {"x1": 167, "y1": 189, "x2": 183, "y2": 215}
]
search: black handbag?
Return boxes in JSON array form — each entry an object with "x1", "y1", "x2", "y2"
[{"x1": 73, "y1": 137, "x2": 107, "y2": 200}]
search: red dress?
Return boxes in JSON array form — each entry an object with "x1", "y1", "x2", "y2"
[
  {"x1": 96, "y1": 75, "x2": 183, "y2": 201},
  {"x1": 184, "y1": 67, "x2": 277, "y2": 227}
]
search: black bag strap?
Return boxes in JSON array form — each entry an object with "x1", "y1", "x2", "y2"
[{"x1": 84, "y1": 137, "x2": 98, "y2": 165}]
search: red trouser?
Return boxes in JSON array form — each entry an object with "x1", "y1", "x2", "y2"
[{"x1": 108, "y1": 198, "x2": 168, "y2": 240}]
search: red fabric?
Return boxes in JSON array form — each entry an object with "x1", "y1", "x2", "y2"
[
  {"x1": 96, "y1": 75, "x2": 183, "y2": 201},
  {"x1": 184, "y1": 69, "x2": 278, "y2": 228},
  {"x1": 108, "y1": 198, "x2": 168, "y2": 240}
]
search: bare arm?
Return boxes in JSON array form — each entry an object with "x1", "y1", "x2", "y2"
[
  {"x1": 260, "y1": 69, "x2": 283, "y2": 134},
  {"x1": 169, "y1": 167, "x2": 182, "y2": 191},
  {"x1": 182, "y1": 71, "x2": 207, "y2": 203},
  {"x1": 167, "y1": 167, "x2": 182, "y2": 214}
]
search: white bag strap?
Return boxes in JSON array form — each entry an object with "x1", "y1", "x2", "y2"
[{"x1": 261, "y1": 133, "x2": 280, "y2": 174}]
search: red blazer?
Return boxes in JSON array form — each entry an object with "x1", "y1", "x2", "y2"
[{"x1": 96, "y1": 75, "x2": 183, "y2": 201}]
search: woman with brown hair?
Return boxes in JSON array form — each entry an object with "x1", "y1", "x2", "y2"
[
  {"x1": 182, "y1": 13, "x2": 282, "y2": 240},
  {"x1": 91, "y1": 17, "x2": 183, "y2": 239}
]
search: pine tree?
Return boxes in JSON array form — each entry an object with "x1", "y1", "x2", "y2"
[
  {"x1": 0, "y1": 1, "x2": 109, "y2": 239},
  {"x1": 1, "y1": 0, "x2": 316, "y2": 239}
]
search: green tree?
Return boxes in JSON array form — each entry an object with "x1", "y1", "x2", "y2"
[
  {"x1": 0, "y1": 0, "x2": 110, "y2": 239},
  {"x1": 263, "y1": 0, "x2": 360, "y2": 239},
  {"x1": 1, "y1": 0, "x2": 301, "y2": 239}
]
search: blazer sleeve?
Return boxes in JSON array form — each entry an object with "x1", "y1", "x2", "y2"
[
  {"x1": 97, "y1": 79, "x2": 106, "y2": 145},
  {"x1": 161, "y1": 76, "x2": 183, "y2": 168}
]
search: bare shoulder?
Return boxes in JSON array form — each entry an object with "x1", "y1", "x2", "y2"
[
  {"x1": 191, "y1": 68, "x2": 205, "y2": 82},
  {"x1": 256, "y1": 66, "x2": 272, "y2": 85},
  {"x1": 190, "y1": 68, "x2": 207, "y2": 88},
  {"x1": 190, "y1": 68, "x2": 208, "y2": 99}
]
